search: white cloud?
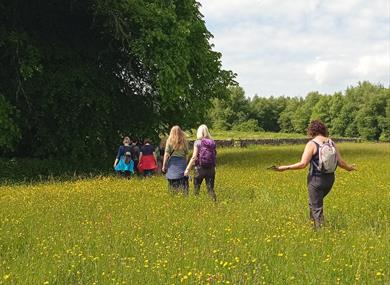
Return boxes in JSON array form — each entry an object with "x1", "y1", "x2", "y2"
[
  {"x1": 354, "y1": 54, "x2": 389, "y2": 77},
  {"x1": 306, "y1": 58, "x2": 352, "y2": 85},
  {"x1": 199, "y1": 0, "x2": 390, "y2": 97}
]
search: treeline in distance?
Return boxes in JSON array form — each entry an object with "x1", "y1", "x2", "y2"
[{"x1": 209, "y1": 81, "x2": 390, "y2": 141}]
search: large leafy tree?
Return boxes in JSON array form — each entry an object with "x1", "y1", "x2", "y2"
[
  {"x1": 250, "y1": 96, "x2": 287, "y2": 132},
  {"x1": 278, "y1": 98, "x2": 302, "y2": 133},
  {"x1": 209, "y1": 86, "x2": 249, "y2": 130},
  {"x1": 310, "y1": 95, "x2": 332, "y2": 129},
  {"x1": 356, "y1": 89, "x2": 388, "y2": 140},
  {"x1": 328, "y1": 92, "x2": 345, "y2": 136},
  {"x1": 379, "y1": 95, "x2": 390, "y2": 141},
  {"x1": 0, "y1": 0, "x2": 234, "y2": 158},
  {"x1": 0, "y1": 94, "x2": 20, "y2": 150},
  {"x1": 291, "y1": 92, "x2": 321, "y2": 134}
]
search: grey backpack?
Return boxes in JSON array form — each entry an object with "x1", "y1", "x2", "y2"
[{"x1": 313, "y1": 139, "x2": 338, "y2": 173}]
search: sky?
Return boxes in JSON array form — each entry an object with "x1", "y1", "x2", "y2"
[{"x1": 198, "y1": 0, "x2": 390, "y2": 97}]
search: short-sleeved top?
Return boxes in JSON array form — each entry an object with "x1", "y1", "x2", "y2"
[
  {"x1": 116, "y1": 145, "x2": 132, "y2": 159},
  {"x1": 165, "y1": 143, "x2": 188, "y2": 158},
  {"x1": 194, "y1": 140, "x2": 201, "y2": 149},
  {"x1": 141, "y1": 144, "x2": 154, "y2": 156}
]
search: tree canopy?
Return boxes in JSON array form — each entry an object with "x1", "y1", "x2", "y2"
[{"x1": 0, "y1": 0, "x2": 234, "y2": 158}]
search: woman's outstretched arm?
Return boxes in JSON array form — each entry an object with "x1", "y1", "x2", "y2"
[
  {"x1": 277, "y1": 141, "x2": 316, "y2": 171},
  {"x1": 335, "y1": 147, "x2": 356, "y2": 171}
]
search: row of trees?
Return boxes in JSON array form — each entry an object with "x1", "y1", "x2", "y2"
[
  {"x1": 0, "y1": 0, "x2": 234, "y2": 158},
  {"x1": 209, "y1": 82, "x2": 390, "y2": 141}
]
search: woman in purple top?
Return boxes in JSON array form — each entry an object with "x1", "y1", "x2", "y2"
[{"x1": 185, "y1": 124, "x2": 217, "y2": 201}]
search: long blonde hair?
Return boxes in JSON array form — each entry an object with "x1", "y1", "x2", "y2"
[
  {"x1": 166, "y1": 125, "x2": 188, "y2": 151},
  {"x1": 196, "y1": 124, "x2": 212, "y2": 140}
]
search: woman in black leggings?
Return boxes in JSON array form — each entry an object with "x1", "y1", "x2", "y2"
[{"x1": 276, "y1": 120, "x2": 356, "y2": 229}]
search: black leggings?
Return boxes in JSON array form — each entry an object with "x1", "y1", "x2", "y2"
[
  {"x1": 194, "y1": 166, "x2": 216, "y2": 202},
  {"x1": 168, "y1": 177, "x2": 189, "y2": 195}
]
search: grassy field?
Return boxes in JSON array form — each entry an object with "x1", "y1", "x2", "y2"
[
  {"x1": 188, "y1": 130, "x2": 306, "y2": 140},
  {"x1": 0, "y1": 143, "x2": 389, "y2": 284}
]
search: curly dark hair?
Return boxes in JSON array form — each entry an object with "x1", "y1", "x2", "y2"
[{"x1": 307, "y1": 120, "x2": 328, "y2": 137}]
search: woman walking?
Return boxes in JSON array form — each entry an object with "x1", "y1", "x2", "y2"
[
  {"x1": 162, "y1": 126, "x2": 189, "y2": 194},
  {"x1": 185, "y1": 125, "x2": 217, "y2": 201},
  {"x1": 113, "y1": 136, "x2": 134, "y2": 177},
  {"x1": 275, "y1": 120, "x2": 356, "y2": 228},
  {"x1": 138, "y1": 139, "x2": 157, "y2": 177}
]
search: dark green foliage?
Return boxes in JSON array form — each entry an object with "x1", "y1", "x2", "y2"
[
  {"x1": 278, "y1": 98, "x2": 302, "y2": 133},
  {"x1": 0, "y1": 0, "x2": 234, "y2": 159},
  {"x1": 355, "y1": 87, "x2": 388, "y2": 140},
  {"x1": 0, "y1": 157, "x2": 112, "y2": 184},
  {"x1": 311, "y1": 95, "x2": 332, "y2": 128},
  {"x1": 328, "y1": 93, "x2": 345, "y2": 136},
  {"x1": 209, "y1": 86, "x2": 249, "y2": 130},
  {"x1": 0, "y1": 95, "x2": 20, "y2": 150},
  {"x1": 209, "y1": 82, "x2": 390, "y2": 141},
  {"x1": 378, "y1": 96, "x2": 390, "y2": 141},
  {"x1": 250, "y1": 96, "x2": 287, "y2": 132},
  {"x1": 292, "y1": 92, "x2": 321, "y2": 134}
]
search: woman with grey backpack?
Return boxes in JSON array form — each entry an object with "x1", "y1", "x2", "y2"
[
  {"x1": 275, "y1": 120, "x2": 356, "y2": 229},
  {"x1": 185, "y1": 124, "x2": 217, "y2": 202}
]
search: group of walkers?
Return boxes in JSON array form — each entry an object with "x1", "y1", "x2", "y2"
[
  {"x1": 113, "y1": 124, "x2": 217, "y2": 201},
  {"x1": 113, "y1": 137, "x2": 160, "y2": 177},
  {"x1": 113, "y1": 120, "x2": 356, "y2": 229}
]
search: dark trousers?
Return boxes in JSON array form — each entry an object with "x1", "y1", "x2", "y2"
[
  {"x1": 143, "y1": 169, "x2": 154, "y2": 177},
  {"x1": 307, "y1": 173, "x2": 335, "y2": 228},
  {"x1": 168, "y1": 177, "x2": 189, "y2": 195},
  {"x1": 194, "y1": 166, "x2": 216, "y2": 202},
  {"x1": 133, "y1": 160, "x2": 139, "y2": 174},
  {"x1": 117, "y1": 171, "x2": 132, "y2": 177}
]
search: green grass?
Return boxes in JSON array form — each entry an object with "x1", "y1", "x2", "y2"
[
  {"x1": 0, "y1": 143, "x2": 389, "y2": 284},
  {"x1": 0, "y1": 157, "x2": 112, "y2": 184}
]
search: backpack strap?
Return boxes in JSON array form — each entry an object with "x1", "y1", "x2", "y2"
[{"x1": 310, "y1": 140, "x2": 320, "y2": 176}]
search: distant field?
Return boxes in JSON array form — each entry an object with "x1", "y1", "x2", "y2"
[
  {"x1": 0, "y1": 143, "x2": 389, "y2": 284},
  {"x1": 188, "y1": 130, "x2": 306, "y2": 140}
]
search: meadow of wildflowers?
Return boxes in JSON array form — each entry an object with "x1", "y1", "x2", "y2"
[{"x1": 0, "y1": 143, "x2": 389, "y2": 284}]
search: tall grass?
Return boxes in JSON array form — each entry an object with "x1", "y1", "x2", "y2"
[{"x1": 0, "y1": 143, "x2": 389, "y2": 284}]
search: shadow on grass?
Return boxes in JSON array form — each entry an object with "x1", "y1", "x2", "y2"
[{"x1": 0, "y1": 157, "x2": 114, "y2": 185}]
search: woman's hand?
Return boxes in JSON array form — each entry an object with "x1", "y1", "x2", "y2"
[
  {"x1": 347, "y1": 164, "x2": 357, "y2": 171},
  {"x1": 184, "y1": 169, "x2": 190, "y2": 176},
  {"x1": 276, "y1": 166, "x2": 288, "y2": 171},
  {"x1": 161, "y1": 166, "x2": 167, "y2": 174}
]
